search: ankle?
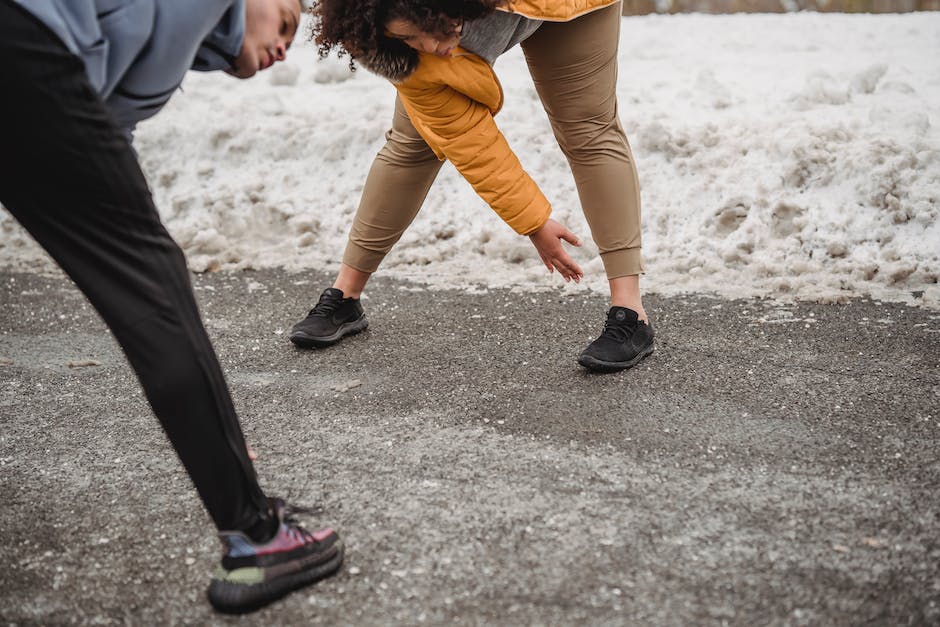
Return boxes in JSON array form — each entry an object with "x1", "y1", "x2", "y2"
[
  {"x1": 332, "y1": 285, "x2": 361, "y2": 300},
  {"x1": 333, "y1": 264, "x2": 371, "y2": 299},
  {"x1": 611, "y1": 303, "x2": 647, "y2": 324},
  {"x1": 243, "y1": 509, "x2": 278, "y2": 543},
  {"x1": 608, "y1": 275, "x2": 647, "y2": 322}
]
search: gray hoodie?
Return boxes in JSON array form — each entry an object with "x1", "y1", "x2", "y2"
[{"x1": 14, "y1": 0, "x2": 246, "y2": 137}]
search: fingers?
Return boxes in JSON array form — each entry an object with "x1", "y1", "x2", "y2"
[
  {"x1": 552, "y1": 228, "x2": 582, "y2": 280},
  {"x1": 538, "y1": 252, "x2": 554, "y2": 273},
  {"x1": 559, "y1": 228, "x2": 582, "y2": 247},
  {"x1": 528, "y1": 220, "x2": 584, "y2": 281},
  {"x1": 549, "y1": 252, "x2": 583, "y2": 283},
  {"x1": 537, "y1": 243, "x2": 582, "y2": 281}
]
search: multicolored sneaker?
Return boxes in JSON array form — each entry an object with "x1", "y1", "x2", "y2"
[{"x1": 207, "y1": 499, "x2": 344, "y2": 614}]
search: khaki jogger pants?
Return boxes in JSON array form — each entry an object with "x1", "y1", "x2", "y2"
[{"x1": 343, "y1": 1, "x2": 643, "y2": 280}]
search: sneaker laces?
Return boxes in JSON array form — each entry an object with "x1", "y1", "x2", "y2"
[
  {"x1": 278, "y1": 502, "x2": 323, "y2": 544},
  {"x1": 308, "y1": 292, "x2": 344, "y2": 318},
  {"x1": 600, "y1": 318, "x2": 636, "y2": 343},
  {"x1": 282, "y1": 502, "x2": 323, "y2": 519},
  {"x1": 285, "y1": 524, "x2": 315, "y2": 544}
]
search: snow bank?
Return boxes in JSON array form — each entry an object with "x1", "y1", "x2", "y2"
[{"x1": 1, "y1": 12, "x2": 937, "y2": 306}]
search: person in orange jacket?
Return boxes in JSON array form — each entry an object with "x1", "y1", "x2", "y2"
[{"x1": 293, "y1": 0, "x2": 654, "y2": 373}]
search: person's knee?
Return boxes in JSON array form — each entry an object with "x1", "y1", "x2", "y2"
[
  {"x1": 379, "y1": 129, "x2": 437, "y2": 165},
  {"x1": 555, "y1": 118, "x2": 629, "y2": 165}
]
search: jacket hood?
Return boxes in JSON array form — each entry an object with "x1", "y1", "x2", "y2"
[
  {"x1": 192, "y1": 0, "x2": 246, "y2": 72},
  {"x1": 355, "y1": 38, "x2": 419, "y2": 83},
  {"x1": 352, "y1": 0, "x2": 620, "y2": 82}
]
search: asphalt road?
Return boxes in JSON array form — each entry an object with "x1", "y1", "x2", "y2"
[{"x1": 1, "y1": 268, "x2": 938, "y2": 625}]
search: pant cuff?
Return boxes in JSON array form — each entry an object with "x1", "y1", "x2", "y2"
[
  {"x1": 600, "y1": 247, "x2": 643, "y2": 279},
  {"x1": 342, "y1": 240, "x2": 387, "y2": 274}
]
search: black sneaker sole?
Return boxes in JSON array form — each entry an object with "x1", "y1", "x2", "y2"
[
  {"x1": 577, "y1": 341, "x2": 655, "y2": 373},
  {"x1": 207, "y1": 540, "x2": 345, "y2": 614},
  {"x1": 289, "y1": 317, "x2": 369, "y2": 349}
]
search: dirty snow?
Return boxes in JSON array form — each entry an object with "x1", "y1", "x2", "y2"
[{"x1": 1, "y1": 12, "x2": 937, "y2": 306}]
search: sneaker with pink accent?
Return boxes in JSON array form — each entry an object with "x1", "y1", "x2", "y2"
[{"x1": 207, "y1": 499, "x2": 344, "y2": 614}]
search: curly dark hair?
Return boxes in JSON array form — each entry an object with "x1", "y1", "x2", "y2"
[{"x1": 311, "y1": 0, "x2": 506, "y2": 66}]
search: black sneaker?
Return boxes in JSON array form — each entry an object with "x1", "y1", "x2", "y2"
[
  {"x1": 207, "y1": 498, "x2": 344, "y2": 614},
  {"x1": 578, "y1": 306, "x2": 655, "y2": 373},
  {"x1": 289, "y1": 287, "x2": 368, "y2": 348}
]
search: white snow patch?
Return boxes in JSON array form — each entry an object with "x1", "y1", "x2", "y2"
[{"x1": 2, "y1": 13, "x2": 938, "y2": 307}]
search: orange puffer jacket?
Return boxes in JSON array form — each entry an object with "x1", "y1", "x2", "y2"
[{"x1": 394, "y1": 0, "x2": 619, "y2": 235}]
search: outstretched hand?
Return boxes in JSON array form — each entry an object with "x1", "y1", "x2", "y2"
[{"x1": 528, "y1": 218, "x2": 584, "y2": 283}]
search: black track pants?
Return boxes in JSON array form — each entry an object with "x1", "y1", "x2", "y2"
[{"x1": 0, "y1": 0, "x2": 269, "y2": 533}]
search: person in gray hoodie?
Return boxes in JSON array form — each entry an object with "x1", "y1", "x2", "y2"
[{"x1": 0, "y1": 0, "x2": 344, "y2": 615}]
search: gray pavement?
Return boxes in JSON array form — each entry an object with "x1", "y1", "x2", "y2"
[{"x1": 1, "y1": 267, "x2": 938, "y2": 625}]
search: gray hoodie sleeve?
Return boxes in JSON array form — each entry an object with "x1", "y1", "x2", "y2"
[
  {"x1": 12, "y1": 0, "x2": 108, "y2": 90},
  {"x1": 15, "y1": 0, "x2": 244, "y2": 140},
  {"x1": 104, "y1": 0, "x2": 243, "y2": 136}
]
